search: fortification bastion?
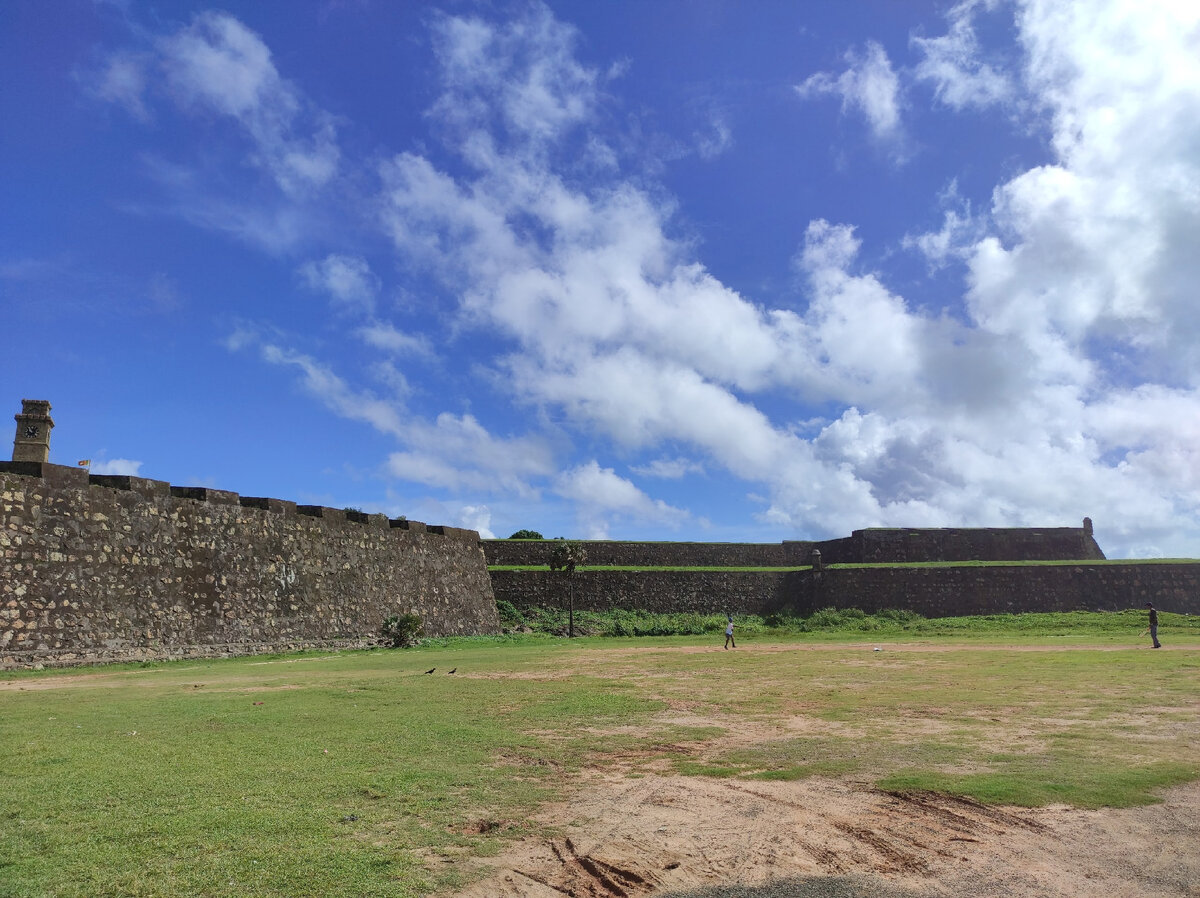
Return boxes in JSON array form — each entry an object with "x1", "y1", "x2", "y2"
[{"x1": 1, "y1": 460, "x2": 499, "y2": 669}]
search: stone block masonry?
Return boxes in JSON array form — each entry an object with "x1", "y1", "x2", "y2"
[
  {"x1": 1, "y1": 463, "x2": 499, "y2": 669},
  {"x1": 484, "y1": 525, "x2": 1105, "y2": 568},
  {"x1": 492, "y1": 564, "x2": 1200, "y2": 619}
]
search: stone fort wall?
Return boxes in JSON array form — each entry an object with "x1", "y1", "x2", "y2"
[
  {"x1": 484, "y1": 524, "x2": 1105, "y2": 568},
  {"x1": 491, "y1": 563, "x2": 1200, "y2": 618},
  {"x1": 1, "y1": 463, "x2": 499, "y2": 669},
  {"x1": 6, "y1": 453, "x2": 1188, "y2": 669}
]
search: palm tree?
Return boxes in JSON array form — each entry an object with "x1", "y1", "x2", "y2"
[{"x1": 549, "y1": 540, "x2": 587, "y2": 637}]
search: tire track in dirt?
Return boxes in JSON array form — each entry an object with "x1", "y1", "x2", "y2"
[{"x1": 450, "y1": 776, "x2": 1200, "y2": 898}]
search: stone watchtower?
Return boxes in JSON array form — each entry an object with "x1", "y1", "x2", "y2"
[{"x1": 12, "y1": 399, "x2": 53, "y2": 462}]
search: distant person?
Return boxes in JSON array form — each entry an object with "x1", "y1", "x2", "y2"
[
  {"x1": 1142, "y1": 602, "x2": 1162, "y2": 648},
  {"x1": 724, "y1": 615, "x2": 736, "y2": 650}
]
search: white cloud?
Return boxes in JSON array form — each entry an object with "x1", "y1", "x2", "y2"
[
  {"x1": 220, "y1": 1, "x2": 1200, "y2": 555},
  {"x1": 457, "y1": 504, "x2": 495, "y2": 538},
  {"x1": 795, "y1": 41, "x2": 906, "y2": 151},
  {"x1": 91, "y1": 458, "x2": 143, "y2": 476},
  {"x1": 696, "y1": 113, "x2": 733, "y2": 160},
  {"x1": 89, "y1": 53, "x2": 150, "y2": 120},
  {"x1": 430, "y1": 4, "x2": 598, "y2": 148},
  {"x1": 631, "y1": 457, "x2": 705, "y2": 479},
  {"x1": 136, "y1": 154, "x2": 317, "y2": 252},
  {"x1": 913, "y1": 0, "x2": 1016, "y2": 110},
  {"x1": 159, "y1": 12, "x2": 339, "y2": 194},
  {"x1": 92, "y1": 11, "x2": 340, "y2": 217},
  {"x1": 388, "y1": 413, "x2": 555, "y2": 496},
  {"x1": 258, "y1": 343, "x2": 406, "y2": 437},
  {"x1": 902, "y1": 181, "x2": 983, "y2": 269},
  {"x1": 554, "y1": 461, "x2": 688, "y2": 531},
  {"x1": 299, "y1": 254, "x2": 378, "y2": 314},
  {"x1": 357, "y1": 323, "x2": 432, "y2": 358}
]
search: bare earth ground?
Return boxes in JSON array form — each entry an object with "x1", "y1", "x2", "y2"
[
  {"x1": 453, "y1": 768, "x2": 1200, "y2": 898},
  {"x1": 452, "y1": 642, "x2": 1200, "y2": 898}
]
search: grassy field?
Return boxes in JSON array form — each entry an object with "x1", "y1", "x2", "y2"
[{"x1": 2, "y1": 617, "x2": 1198, "y2": 897}]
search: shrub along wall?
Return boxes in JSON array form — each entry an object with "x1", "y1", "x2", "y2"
[
  {"x1": 491, "y1": 564, "x2": 1200, "y2": 618},
  {"x1": 1, "y1": 463, "x2": 499, "y2": 669}
]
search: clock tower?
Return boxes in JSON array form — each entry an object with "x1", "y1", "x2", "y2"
[{"x1": 12, "y1": 399, "x2": 54, "y2": 463}]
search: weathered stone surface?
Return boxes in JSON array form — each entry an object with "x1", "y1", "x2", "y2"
[
  {"x1": 1, "y1": 466, "x2": 498, "y2": 669},
  {"x1": 493, "y1": 564, "x2": 1200, "y2": 618},
  {"x1": 484, "y1": 526, "x2": 1105, "y2": 568}
]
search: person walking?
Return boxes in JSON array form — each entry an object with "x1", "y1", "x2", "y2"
[
  {"x1": 724, "y1": 615, "x2": 736, "y2": 650},
  {"x1": 1143, "y1": 602, "x2": 1162, "y2": 648}
]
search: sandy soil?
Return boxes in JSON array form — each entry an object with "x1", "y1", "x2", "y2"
[{"x1": 451, "y1": 772, "x2": 1200, "y2": 898}]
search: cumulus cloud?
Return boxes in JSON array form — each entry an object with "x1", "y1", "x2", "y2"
[
  {"x1": 202, "y1": 0, "x2": 1200, "y2": 555},
  {"x1": 554, "y1": 461, "x2": 689, "y2": 533},
  {"x1": 375, "y1": 0, "x2": 1200, "y2": 553},
  {"x1": 795, "y1": 41, "x2": 906, "y2": 150},
  {"x1": 385, "y1": 412, "x2": 555, "y2": 498},
  {"x1": 429, "y1": 4, "x2": 599, "y2": 149},
  {"x1": 457, "y1": 504, "x2": 495, "y2": 539}
]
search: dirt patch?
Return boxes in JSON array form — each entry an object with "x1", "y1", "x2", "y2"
[
  {"x1": 452, "y1": 640, "x2": 1199, "y2": 898},
  {"x1": 451, "y1": 774, "x2": 1200, "y2": 898}
]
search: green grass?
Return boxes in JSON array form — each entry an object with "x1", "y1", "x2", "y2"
[
  {"x1": 1, "y1": 644, "x2": 666, "y2": 898},
  {"x1": 2, "y1": 622, "x2": 1198, "y2": 896},
  {"x1": 496, "y1": 602, "x2": 1200, "y2": 640},
  {"x1": 878, "y1": 761, "x2": 1197, "y2": 808}
]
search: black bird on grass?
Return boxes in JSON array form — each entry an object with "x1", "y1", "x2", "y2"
[
  {"x1": 424, "y1": 668, "x2": 436, "y2": 674},
  {"x1": 448, "y1": 668, "x2": 457, "y2": 674}
]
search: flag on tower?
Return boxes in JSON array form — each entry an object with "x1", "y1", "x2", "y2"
[{"x1": 77, "y1": 460, "x2": 91, "y2": 467}]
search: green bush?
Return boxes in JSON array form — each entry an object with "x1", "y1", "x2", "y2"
[
  {"x1": 380, "y1": 613, "x2": 423, "y2": 647},
  {"x1": 495, "y1": 600, "x2": 526, "y2": 629},
  {"x1": 807, "y1": 607, "x2": 848, "y2": 629}
]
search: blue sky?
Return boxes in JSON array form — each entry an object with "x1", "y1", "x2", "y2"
[{"x1": 3, "y1": 0, "x2": 1199, "y2": 556}]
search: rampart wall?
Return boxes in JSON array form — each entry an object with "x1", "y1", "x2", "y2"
[
  {"x1": 491, "y1": 563, "x2": 1200, "y2": 618},
  {"x1": 484, "y1": 525, "x2": 1104, "y2": 568},
  {"x1": 1, "y1": 463, "x2": 498, "y2": 669}
]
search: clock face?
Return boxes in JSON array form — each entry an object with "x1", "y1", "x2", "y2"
[{"x1": 24, "y1": 425, "x2": 39, "y2": 438}]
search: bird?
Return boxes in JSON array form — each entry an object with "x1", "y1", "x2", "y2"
[
  {"x1": 425, "y1": 668, "x2": 436, "y2": 674},
  {"x1": 448, "y1": 668, "x2": 456, "y2": 674}
]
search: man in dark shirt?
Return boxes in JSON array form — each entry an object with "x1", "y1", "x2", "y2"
[{"x1": 1145, "y1": 602, "x2": 1162, "y2": 648}]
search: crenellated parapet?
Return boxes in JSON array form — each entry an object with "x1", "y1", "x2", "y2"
[{"x1": 484, "y1": 523, "x2": 1106, "y2": 568}]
